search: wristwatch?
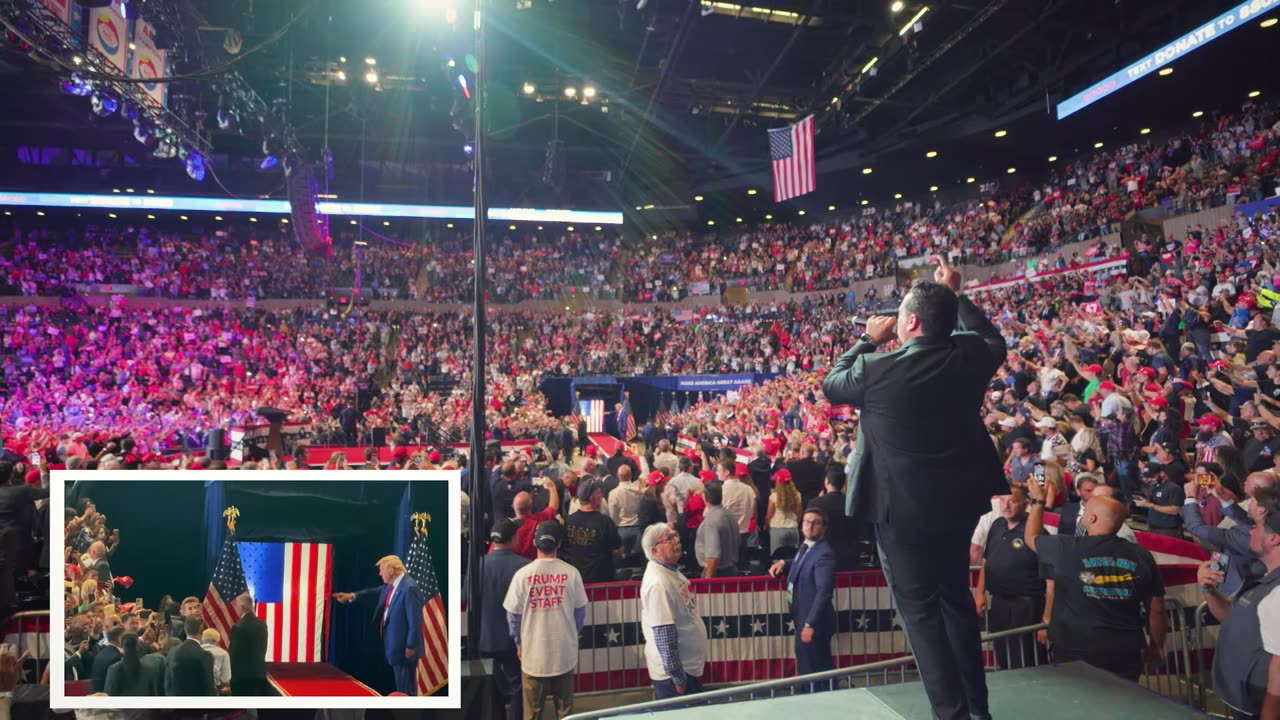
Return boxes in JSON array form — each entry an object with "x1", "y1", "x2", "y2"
[
  {"x1": 1027, "y1": 498, "x2": 1043, "y2": 507},
  {"x1": 858, "y1": 332, "x2": 879, "y2": 346}
]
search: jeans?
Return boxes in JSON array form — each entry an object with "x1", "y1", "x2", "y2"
[
  {"x1": 1113, "y1": 459, "x2": 1137, "y2": 503},
  {"x1": 619, "y1": 526, "x2": 641, "y2": 557},
  {"x1": 653, "y1": 673, "x2": 703, "y2": 700}
]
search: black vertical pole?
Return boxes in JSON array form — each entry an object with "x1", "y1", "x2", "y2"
[{"x1": 466, "y1": 0, "x2": 488, "y2": 660}]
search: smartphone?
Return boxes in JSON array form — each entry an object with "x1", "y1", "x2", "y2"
[
  {"x1": 28, "y1": 452, "x2": 40, "y2": 465},
  {"x1": 1197, "y1": 472, "x2": 1214, "y2": 486},
  {"x1": 1209, "y1": 552, "x2": 1229, "y2": 576},
  {"x1": 1033, "y1": 464, "x2": 1046, "y2": 486}
]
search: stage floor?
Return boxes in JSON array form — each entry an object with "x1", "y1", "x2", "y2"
[
  {"x1": 640, "y1": 663, "x2": 1207, "y2": 720},
  {"x1": 265, "y1": 663, "x2": 381, "y2": 697}
]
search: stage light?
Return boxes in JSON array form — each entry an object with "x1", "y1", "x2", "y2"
[
  {"x1": 929, "y1": 185, "x2": 938, "y2": 191},
  {"x1": 71, "y1": 54, "x2": 83, "y2": 66},
  {"x1": 1262, "y1": 18, "x2": 1277, "y2": 28},
  {"x1": 350, "y1": 219, "x2": 358, "y2": 225},
  {"x1": 993, "y1": 129, "x2": 1007, "y2": 138},
  {"x1": 708, "y1": 219, "x2": 715, "y2": 225},
  {"x1": 365, "y1": 57, "x2": 376, "y2": 65},
  {"x1": 925, "y1": 150, "x2": 937, "y2": 158},
  {"x1": 249, "y1": 217, "x2": 258, "y2": 222},
  {"x1": 898, "y1": 5, "x2": 927, "y2": 35},
  {"x1": 862, "y1": 167, "x2": 872, "y2": 174},
  {"x1": 179, "y1": 215, "x2": 188, "y2": 221},
  {"x1": 125, "y1": 188, "x2": 134, "y2": 193},
  {"x1": 737, "y1": 217, "x2": 743, "y2": 222},
  {"x1": 35, "y1": 211, "x2": 44, "y2": 216},
  {"x1": 60, "y1": 73, "x2": 92, "y2": 96},
  {"x1": 567, "y1": 226, "x2": 574, "y2": 231},
  {"x1": 447, "y1": 58, "x2": 456, "y2": 68},
  {"x1": 694, "y1": 195, "x2": 703, "y2": 201},
  {"x1": 217, "y1": 108, "x2": 238, "y2": 131},
  {"x1": 894, "y1": 192, "x2": 903, "y2": 198},
  {"x1": 861, "y1": 57, "x2": 878, "y2": 74},
  {"x1": 860, "y1": 199, "x2": 869, "y2": 205},
  {"x1": 133, "y1": 121, "x2": 156, "y2": 147},
  {"x1": 336, "y1": 70, "x2": 347, "y2": 81},
  {"x1": 564, "y1": 86, "x2": 577, "y2": 98},
  {"x1": 383, "y1": 220, "x2": 390, "y2": 226},
  {"x1": 261, "y1": 154, "x2": 279, "y2": 170},
  {"x1": 890, "y1": 1, "x2": 904, "y2": 13},
  {"x1": 215, "y1": 216, "x2": 222, "y2": 221},
  {"x1": 91, "y1": 91, "x2": 118, "y2": 117},
  {"x1": 747, "y1": 188, "x2": 757, "y2": 195},
  {"x1": 463, "y1": 143, "x2": 474, "y2": 156},
  {"x1": 1250, "y1": 90, "x2": 1261, "y2": 98},
  {"x1": 797, "y1": 211, "x2": 804, "y2": 216},
  {"x1": 108, "y1": 213, "x2": 116, "y2": 218},
  {"x1": 1140, "y1": 128, "x2": 1151, "y2": 134},
  {"x1": 1192, "y1": 110, "x2": 1204, "y2": 117},
  {"x1": 583, "y1": 86, "x2": 597, "y2": 98},
  {"x1": 447, "y1": 223, "x2": 454, "y2": 228},
  {"x1": 1007, "y1": 167, "x2": 1016, "y2": 174},
  {"x1": 281, "y1": 218, "x2": 289, "y2": 223},
  {"x1": 1048, "y1": 155, "x2": 1057, "y2": 161},
  {"x1": 828, "y1": 205, "x2": 835, "y2": 211},
  {"x1": 365, "y1": 71, "x2": 379, "y2": 84},
  {"x1": 185, "y1": 151, "x2": 206, "y2": 181},
  {"x1": 966, "y1": 177, "x2": 975, "y2": 183},
  {"x1": 1158, "y1": 67, "x2": 1173, "y2": 76},
  {"x1": 119, "y1": 0, "x2": 134, "y2": 18},
  {"x1": 154, "y1": 141, "x2": 177, "y2": 159},
  {"x1": 509, "y1": 224, "x2": 517, "y2": 230},
  {"x1": 128, "y1": 43, "x2": 136, "y2": 51},
  {"x1": 146, "y1": 213, "x2": 155, "y2": 219},
  {"x1": 523, "y1": 81, "x2": 535, "y2": 94},
  {"x1": 1093, "y1": 141, "x2": 1103, "y2": 148}
]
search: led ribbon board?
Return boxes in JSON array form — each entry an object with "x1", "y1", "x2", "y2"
[
  {"x1": 1056, "y1": 0, "x2": 1278, "y2": 119},
  {"x1": 0, "y1": 192, "x2": 624, "y2": 225}
]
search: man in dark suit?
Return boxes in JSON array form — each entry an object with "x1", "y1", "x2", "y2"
[
  {"x1": 89, "y1": 626, "x2": 124, "y2": 693},
  {"x1": 614, "y1": 403, "x2": 631, "y2": 442},
  {"x1": 769, "y1": 507, "x2": 836, "y2": 692},
  {"x1": 229, "y1": 592, "x2": 272, "y2": 696},
  {"x1": 786, "y1": 445, "x2": 826, "y2": 510},
  {"x1": 333, "y1": 555, "x2": 425, "y2": 695},
  {"x1": 822, "y1": 257, "x2": 1007, "y2": 720},
  {"x1": 1056, "y1": 473, "x2": 1102, "y2": 538},
  {"x1": 808, "y1": 465, "x2": 863, "y2": 571},
  {"x1": 166, "y1": 615, "x2": 216, "y2": 696}
]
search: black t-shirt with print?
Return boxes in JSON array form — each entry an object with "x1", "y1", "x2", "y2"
[
  {"x1": 1036, "y1": 534, "x2": 1163, "y2": 653},
  {"x1": 561, "y1": 510, "x2": 622, "y2": 584}
]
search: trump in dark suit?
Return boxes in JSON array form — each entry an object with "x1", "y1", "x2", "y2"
[
  {"x1": 769, "y1": 507, "x2": 836, "y2": 692},
  {"x1": 333, "y1": 554, "x2": 425, "y2": 695},
  {"x1": 822, "y1": 257, "x2": 1007, "y2": 720}
]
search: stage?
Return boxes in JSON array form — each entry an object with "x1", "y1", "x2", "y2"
[
  {"x1": 618, "y1": 663, "x2": 1208, "y2": 720},
  {"x1": 265, "y1": 663, "x2": 382, "y2": 697}
]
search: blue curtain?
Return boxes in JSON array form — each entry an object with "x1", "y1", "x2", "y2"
[
  {"x1": 203, "y1": 479, "x2": 226, "y2": 580},
  {"x1": 394, "y1": 484, "x2": 412, "y2": 561}
]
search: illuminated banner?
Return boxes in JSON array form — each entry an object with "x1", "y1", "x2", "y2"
[
  {"x1": 129, "y1": 17, "x2": 167, "y2": 107},
  {"x1": 1057, "y1": 0, "x2": 1279, "y2": 119},
  {"x1": 40, "y1": 0, "x2": 72, "y2": 24},
  {"x1": 89, "y1": 1, "x2": 128, "y2": 73},
  {"x1": 0, "y1": 191, "x2": 625, "y2": 224}
]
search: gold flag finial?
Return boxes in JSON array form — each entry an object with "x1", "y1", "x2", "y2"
[{"x1": 222, "y1": 506, "x2": 240, "y2": 534}]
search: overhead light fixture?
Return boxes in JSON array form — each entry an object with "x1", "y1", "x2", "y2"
[
  {"x1": 1048, "y1": 155, "x2": 1058, "y2": 162},
  {"x1": 925, "y1": 150, "x2": 937, "y2": 158},
  {"x1": 1007, "y1": 167, "x2": 1016, "y2": 174},
  {"x1": 708, "y1": 219, "x2": 715, "y2": 225},
  {"x1": 862, "y1": 167, "x2": 873, "y2": 174},
  {"x1": 564, "y1": 86, "x2": 577, "y2": 98},
  {"x1": 184, "y1": 151, "x2": 206, "y2": 181},
  {"x1": 365, "y1": 57, "x2": 377, "y2": 65},
  {"x1": 146, "y1": 213, "x2": 156, "y2": 219},
  {"x1": 215, "y1": 216, "x2": 222, "y2": 221},
  {"x1": 860, "y1": 199, "x2": 869, "y2": 206},
  {"x1": 1093, "y1": 141, "x2": 1103, "y2": 148},
  {"x1": 1249, "y1": 90, "x2": 1261, "y2": 98},
  {"x1": 827, "y1": 205, "x2": 835, "y2": 211},
  {"x1": 583, "y1": 86, "x2": 597, "y2": 98},
  {"x1": 797, "y1": 210, "x2": 805, "y2": 216},
  {"x1": 764, "y1": 213, "x2": 773, "y2": 219},
  {"x1": 249, "y1": 217, "x2": 258, "y2": 223},
  {"x1": 694, "y1": 195, "x2": 704, "y2": 202},
  {"x1": 736, "y1": 217, "x2": 743, "y2": 222},
  {"x1": 60, "y1": 73, "x2": 92, "y2": 96},
  {"x1": 91, "y1": 91, "x2": 118, "y2": 117},
  {"x1": 1192, "y1": 110, "x2": 1204, "y2": 117},
  {"x1": 595, "y1": 226, "x2": 602, "y2": 231},
  {"x1": 861, "y1": 56, "x2": 878, "y2": 74},
  {"x1": 966, "y1": 177, "x2": 975, "y2": 183},
  {"x1": 1158, "y1": 67, "x2": 1173, "y2": 76},
  {"x1": 890, "y1": 1, "x2": 905, "y2": 13},
  {"x1": 365, "y1": 71, "x2": 379, "y2": 84},
  {"x1": 523, "y1": 82, "x2": 535, "y2": 94},
  {"x1": 179, "y1": 215, "x2": 188, "y2": 221},
  {"x1": 747, "y1": 188, "x2": 757, "y2": 195},
  {"x1": 898, "y1": 5, "x2": 928, "y2": 36},
  {"x1": 336, "y1": 70, "x2": 347, "y2": 81},
  {"x1": 929, "y1": 185, "x2": 938, "y2": 191},
  {"x1": 1262, "y1": 17, "x2": 1278, "y2": 28},
  {"x1": 216, "y1": 108, "x2": 238, "y2": 131},
  {"x1": 108, "y1": 213, "x2": 116, "y2": 218},
  {"x1": 993, "y1": 129, "x2": 1007, "y2": 138},
  {"x1": 894, "y1": 192, "x2": 903, "y2": 198},
  {"x1": 1139, "y1": 128, "x2": 1151, "y2": 135}
]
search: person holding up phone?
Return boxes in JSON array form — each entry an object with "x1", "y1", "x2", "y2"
[
  {"x1": 1133, "y1": 463, "x2": 1184, "y2": 538},
  {"x1": 1181, "y1": 468, "x2": 1274, "y2": 598}
]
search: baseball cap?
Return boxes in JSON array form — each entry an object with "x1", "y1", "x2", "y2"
[
  {"x1": 1251, "y1": 419, "x2": 1271, "y2": 430},
  {"x1": 1086, "y1": 364, "x2": 1104, "y2": 374},
  {"x1": 489, "y1": 518, "x2": 519, "y2": 544},
  {"x1": 772, "y1": 468, "x2": 792, "y2": 483},
  {"x1": 1148, "y1": 396, "x2": 1169, "y2": 409},
  {"x1": 533, "y1": 521, "x2": 564, "y2": 553},
  {"x1": 1034, "y1": 417, "x2": 1057, "y2": 430},
  {"x1": 577, "y1": 478, "x2": 602, "y2": 502},
  {"x1": 1196, "y1": 414, "x2": 1223, "y2": 429},
  {"x1": 646, "y1": 470, "x2": 669, "y2": 486},
  {"x1": 1097, "y1": 381, "x2": 1116, "y2": 391},
  {"x1": 1142, "y1": 463, "x2": 1166, "y2": 477},
  {"x1": 428, "y1": 450, "x2": 442, "y2": 463},
  {"x1": 697, "y1": 469, "x2": 716, "y2": 483}
]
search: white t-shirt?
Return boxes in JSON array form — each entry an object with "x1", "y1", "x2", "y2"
[
  {"x1": 640, "y1": 561, "x2": 707, "y2": 681},
  {"x1": 503, "y1": 557, "x2": 589, "y2": 677},
  {"x1": 1259, "y1": 585, "x2": 1280, "y2": 655}
]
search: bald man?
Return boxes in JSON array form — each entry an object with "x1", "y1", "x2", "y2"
[{"x1": 1025, "y1": 481, "x2": 1165, "y2": 681}]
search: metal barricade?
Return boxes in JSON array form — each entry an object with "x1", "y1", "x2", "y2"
[
  {"x1": 562, "y1": 623, "x2": 1047, "y2": 720},
  {"x1": 1138, "y1": 597, "x2": 1201, "y2": 706}
]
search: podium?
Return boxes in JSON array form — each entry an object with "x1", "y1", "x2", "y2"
[{"x1": 257, "y1": 407, "x2": 289, "y2": 456}]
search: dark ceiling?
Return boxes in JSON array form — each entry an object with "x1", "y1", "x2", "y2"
[{"x1": 0, "y1": 0, "x2": 1277, "y2": 222}]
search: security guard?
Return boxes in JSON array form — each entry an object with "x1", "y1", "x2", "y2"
[{"x1": 973, "y1": 487, "x2": 1045, "y2": 669}]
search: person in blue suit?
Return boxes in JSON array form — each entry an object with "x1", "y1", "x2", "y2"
[
  {"x1": 333, "y1": 555, "x2": 425, "y2": 695},
  {"x1": 769, "y1": 507, "x2": 836, "y2": 692}
]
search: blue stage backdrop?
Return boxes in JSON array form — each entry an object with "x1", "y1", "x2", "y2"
[
  {"x1": 540, "y1": 374, "x2": 778, "y2": 428},
  {"x1": 68, "y1": 478, "x2": 450, "y2": 696}
]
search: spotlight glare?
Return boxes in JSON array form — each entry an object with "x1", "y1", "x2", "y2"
[
  {"x1": 862, "y1": 167, "x2": 873, "y2": 174},
  {"x1": 583, "y1": 86, "x2": 597, "y2": 98},
  {"x1": 365, "y1": 57, "x2": 377, "y2": 65},
  {"x1": 764, "y1": 214, "x2": 772, "y2": 220},
  {"x1": 1007, "y1": 167, "x2": 1016, "y2": 174},
  {"x1": 890, "y1": 1, "x2": 904, "y2": 13},
  {"x1": 894, "y1": 192, "x2": 903, "y2": 198},
  {"x1": 827, "y1": 205, "x2": 835, "y2": 211},
  {"x1": 966, "y1": 177, "x2": 975, "y2": 183},
  {"x1": 1262, "y1": 17, "x2": 1278, "y2": 27},
  {"x1": 860, "y1": 199, "x2": 869, "y2": 206},
  {"x1": 365, "y1": 71, "x2": 379, "y2": 84},
  {"x1": 1048, "y1": 155, "x2": 1058, "y2": 162},
  {"x1": 1094, "y1": 141, "x2": 1103, "y2": 148},
  {"x1": 1249, "y1": 90, "x2": 1261, "y2": 98},
  {"x1": 747, "y1": 188, "x2": 757, "y2": 195},
  {"x1": 797, "y1": 211, "x2": 804, "y2": 216},
  {"x1": 925, "y1": 150, "x2": 937, "y2": 158},
  {"x1": 336, "y1": 70, "x2": 347, "y2": 81},
  {"x1": 993, "y1": 129, "x2": 1007, "y2": 138},
  {"x1": 929, "y1": 185, "x2": 938, "y2": 191},
  {"x1": 1192, "y1": 110, "x2": 1204, "y2": 117},
  {"x1": 564, "y1": 86, "x2": 577, "y2": 98},
  {"x1": 693, "y1": 195, "x2": 704, "y2": 202},
  {"x1": 522, "y1": 81, "x2": 535, "y2": 94},
  {"x1": 1139, "y1": 128, "x2": 1151, "y2": 135},
  {"x1": 1158, "y1": 67, "x2": 1173, "y2": 76}
]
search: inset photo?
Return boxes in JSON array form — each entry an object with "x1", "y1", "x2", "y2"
[{"x1": 50, "y1": 470, "x2": 460, "y2": 710}]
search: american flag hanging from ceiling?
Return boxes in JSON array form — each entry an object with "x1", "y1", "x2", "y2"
[{"x1": 768, "y1": 115, "x2": 816, "y2": 203}]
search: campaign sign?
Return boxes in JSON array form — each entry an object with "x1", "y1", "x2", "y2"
[{"x1": 89, "y1": 1, "x2": 127, "y2": 72}]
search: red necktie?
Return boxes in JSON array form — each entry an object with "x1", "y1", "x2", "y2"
[{"x1": 380, "y1": 586, "x2": 392, "y2": 634}]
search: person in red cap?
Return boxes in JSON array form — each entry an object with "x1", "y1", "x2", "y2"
[
  {"x1": 765, "y1": 469, "x2": 801, "y2": 552},
  {"x1": 1193, "y1": 414, "x2": 1232, "y2": 464}
]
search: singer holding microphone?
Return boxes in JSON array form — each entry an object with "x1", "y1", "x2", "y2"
[{"x1": 822, "y1": 256, "x2": 1008, "y2": 720}]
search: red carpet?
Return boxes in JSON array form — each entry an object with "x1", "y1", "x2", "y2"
[
  {"x1": 265, "y1": 662, "x2": 380, "y2": 697},
  {"x1": 587, "y1": 432, "x2": 638, "y2": 460}
]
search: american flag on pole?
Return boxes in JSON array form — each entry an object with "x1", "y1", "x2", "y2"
[
  {"x1": 202, "y1": 536, "x2": 248, "y2": 650},
  {"x1": 622, "y1": 397, "x2": 638, "y2": 441},
  {"x1": 579, "y1": 399, "x2": 605, "y2": 433},
  {"x1": 405, "y1": 531, "x2": 448, "y2": 695},
  {"x1": 768, "y1": 114, "x2": 815, "y2": 202},
  {"x1": 240, "y1": 541, "x2": 334, "y2": 662}
]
